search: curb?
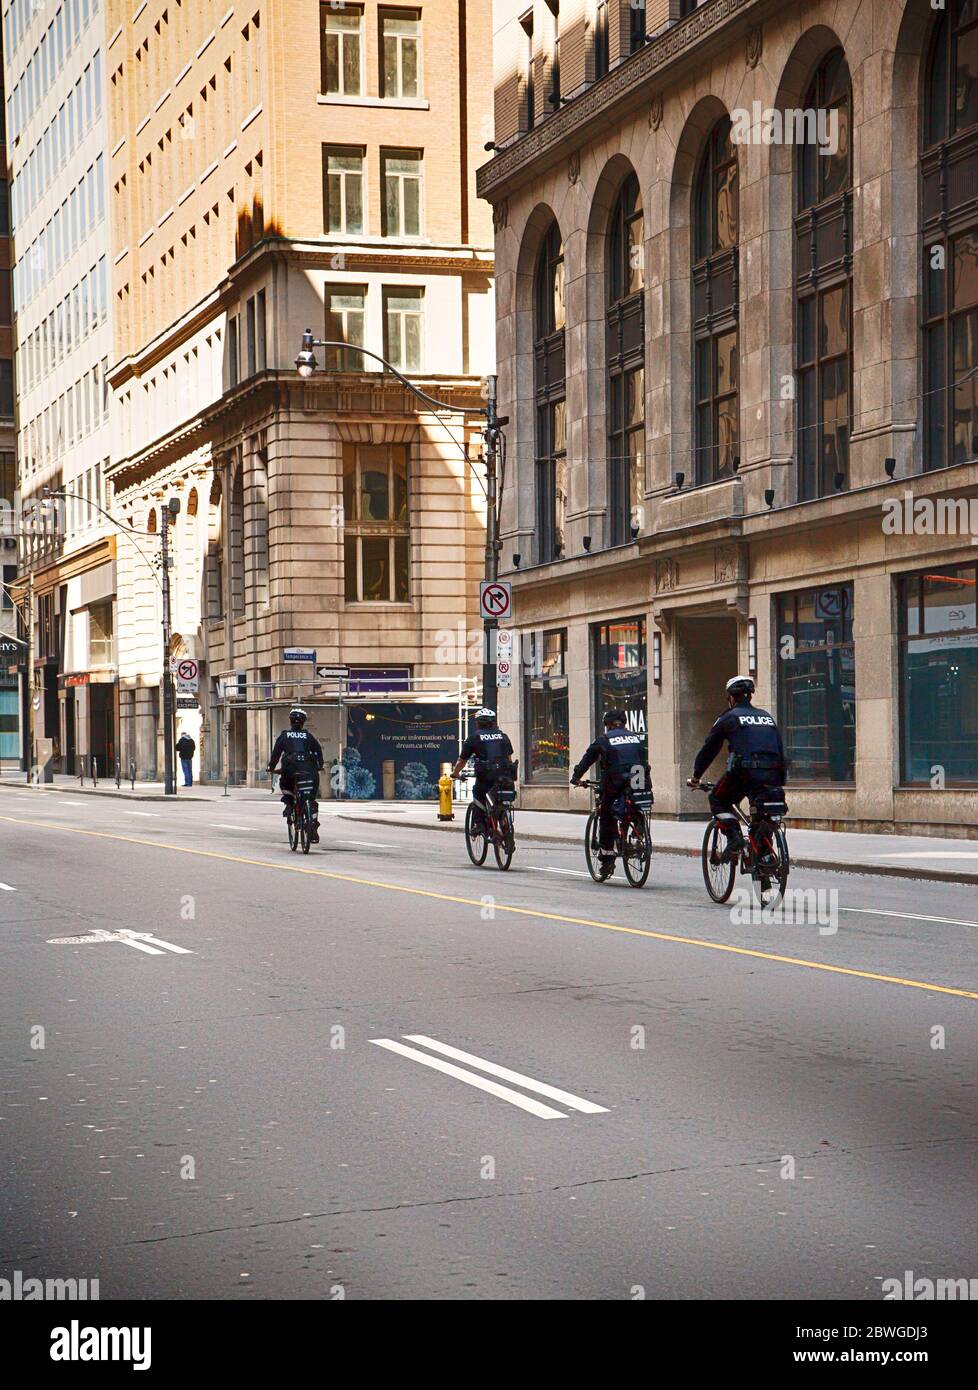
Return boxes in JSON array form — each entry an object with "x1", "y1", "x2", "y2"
[
  {"x1": 0, "y1": 783, "x2": 212, "y2": 803},
  {"x1": 336, "y1": 813, "x2": 978, "y2": 887}
]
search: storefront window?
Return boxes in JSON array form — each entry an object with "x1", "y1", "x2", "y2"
[
  {"x1": 900, "y1": 565, "x2": 978, "y2": 784},
  {"x1": 524, "y1": 629, "x2": 568, "y2": 781},
  {"x1": 777, "y1": 584, "x2": 855, "y2": 782},
  {"x1": 593, "y1": 618, "x2": 647, "y2": 741}
]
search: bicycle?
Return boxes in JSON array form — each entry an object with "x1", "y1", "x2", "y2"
[
  {"x1": 284, "y1": 771, "x2": 318, "y2": 855},
  {"x1": 692, "y1": 781, "x2": 789, "y2": 910},
  {"x1": 462, "y1": 765, "x2": 518, "y2": 871},
  {"x1": 579, "y1": 780, "x2": 652, "y2": 888}
]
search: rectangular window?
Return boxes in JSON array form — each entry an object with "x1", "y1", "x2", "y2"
[
  {"x1": 381, "y1": 8, "x2": 420, "y2": 99},
  {"x1": 342, "y1": 443, "x2": 410, "y2": 603},
  {"x1": 325, "y1": 284, "x2": 366, "y2": 369},
  {"x1": 323, "y1": 145, "x2": 364, "y2": 235},
  {"x1": 88, "y1": 601, "x2": 113, "y2": 666},
  {"x1": 899, "y1": 565, "x2": 978, "y2": 784},
  {"x1": 0, "y1": 361, "x2": 13, "y2": 417},
  {"x1": 246, "y1": 296, "x2": 257, "y2": 377},
  {"x1": 256, "y1": 289, "x2": 267, "y2": 370},
  {"x1": 2, "y1": 564, "x2": 17, "y2": 611},
  {"x1": 381, "y1": 148, "x2": 422, "y2": 238},
  {"x1": 322, "y1": 4, "x2": 363, "y2": 96},
  {"x1": 524, "y1": 629, "x2": 569, "y2": 781},
  {"x1": 228, "y1": 315, "x2": 239, "y2": 387},
  {"x1": 777, "y1": 584, "x2": 855, "y2": 782},
  {"x1": 592, "y1": 618, "x2": 648, "y2": 739},
  {"x1": 383, "y1": 286, "x2": 423, "y2": 371}
]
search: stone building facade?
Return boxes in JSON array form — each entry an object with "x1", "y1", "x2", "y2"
[
  {"x1": 480, "y1": 0, "x2": 978, "y2": 834},
  {"x1": 105, "y1": 0, "x2": 494, "y2": 783}
]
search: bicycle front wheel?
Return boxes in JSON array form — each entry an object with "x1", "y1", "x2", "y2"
[
  {"x1": 702, "y1": 820, "x2": 735, "y2": 903},
  {"x1": 622, "y1": 814, "x2": 651, "y2": 888},
  {"x1": 300, "y1": 801, "x2": 312, "y2": 854},
  {"x1": 584, "y1": 812, "x2": 604, "y2": 882},
  {"x1": 287, "y1": 805, "x2": 299, "y2": 852},
  {"x1": 465, "y1": 802, "x2": 488, "y2": 865},
  {"x1": 493, "y1": 809, "x2": 514, "y2": 871}
]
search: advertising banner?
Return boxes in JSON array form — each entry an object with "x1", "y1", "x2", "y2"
[{"x1": 344, "y1": 704, "x2": 459, "y2": 800}]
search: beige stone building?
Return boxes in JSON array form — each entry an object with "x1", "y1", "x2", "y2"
[
  {"x1": 105, "y1": 0, "x2": 494, "y2": 783},
  {"x1": 481, "y1": 0, "x2": 978, "y2": 834}
]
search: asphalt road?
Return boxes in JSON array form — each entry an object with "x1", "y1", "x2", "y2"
[{"x1": 1, "y1": 789, "x2": 976, "y2": 1300}]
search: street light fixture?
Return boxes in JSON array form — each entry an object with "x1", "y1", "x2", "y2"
[{"x1": 295, "y1": 332, "x2": 505, "y2": 708}]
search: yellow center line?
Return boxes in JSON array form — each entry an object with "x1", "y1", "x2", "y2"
[{"x1": 3, "y1": 812, "x2": 977, "y2": 1002}]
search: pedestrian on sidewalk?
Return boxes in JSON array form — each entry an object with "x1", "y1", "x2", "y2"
[{"x1": 175, "y1": 731, "x2": 196, "y2": 788}]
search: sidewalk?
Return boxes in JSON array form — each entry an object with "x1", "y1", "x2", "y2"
[
  {"x1": 0, "y1": 773, "x2": 274, "y2": 803},
  {"x1": 333, "y1": 801, "x2": 978, "y2": 886}
]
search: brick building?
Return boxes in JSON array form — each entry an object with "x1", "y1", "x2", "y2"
[
  {"x1": 106, "y1": 0, "x2": 494, "y2": 783},
  {"x1": 480, "y1": 0, "x2": 978, "y2": 833}
]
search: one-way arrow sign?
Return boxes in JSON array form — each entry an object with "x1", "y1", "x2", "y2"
[{"x1": 316, "y1": 664, "x2": 349, "y2": 680}]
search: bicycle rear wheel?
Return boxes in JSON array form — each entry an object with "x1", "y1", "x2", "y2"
[
  {"x1": 622, "y1": 813, "x2": 651, "y2": 888},
  {"x1": 465, "y1": 802, "x2": 488, "y2": 865},
  {"x1": 299, "y1": 800, "x2": 312, "y2": 854},
  {"x1": 287, "y1": 803, "x2": 299, "y2": 852},
  {"x1": 702, "y1": 820, "x2": 735, "y2": 903},
  {"x1": 492, "y1": 809, "x2": 514, "y2": 870},
  {"x1": 584, "y1": 812, "x2": 604, "y2": 882},
  {"x1": 750, "y1": 826, "x2": 789, "y2": 911}
]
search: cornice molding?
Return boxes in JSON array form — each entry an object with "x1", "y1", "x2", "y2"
[{"x1": 477, "y1": 0, "x2": 756, "y2": 202}]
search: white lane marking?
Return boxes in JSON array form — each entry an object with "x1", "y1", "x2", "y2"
[
  {"x1": 57, "y1": 799, "x2": 88, "y2": 806},
  {"x1": 211, "y1": 823, "x2": 251, "y2": 830},
  {"x1": 369, "y1": 1039, "x2": 567, "y2": 1119},
  {"x1": 840, "y1": 906, "x2": 978, "y2": 930},
  {"x1": 404, "y1": 1035, "x2": 609, "y2": 1114},
  {"x1": 117, "y1": 930, "x2": 193, "y2": 956},
  {"x1": 0, "y1": 881, "x2": 16, "y2": 891},
  {"x1": 339, "y1": 839, "x2": 393, "y2": 848},
  {"x1": 874, "y1": 851, "x2": 978, "y2": 860},
  {"x1": 527, "y1": 865, "x2": 590, "y2": 878},
  {"x1": 125, "y1": 811, "x2": 159, "y2": 817}
]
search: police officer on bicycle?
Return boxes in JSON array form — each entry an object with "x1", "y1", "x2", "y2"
[
  {"x1": 687, "y1": 676, "x2": 786, "y2": 862},
  {"x1": 268, "y1": 706, "x2": 325, "y2": 844},
  {"x1": 571, "y1": 710, "x2": 651, "y2": 881},
  {"x1": 452, "y1": 708, "x2": 517, "y2": 844}
]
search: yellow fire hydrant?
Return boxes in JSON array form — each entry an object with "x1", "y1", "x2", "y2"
[{"x1": 437, "y1": 773, "x2": 454, "y2": 821}]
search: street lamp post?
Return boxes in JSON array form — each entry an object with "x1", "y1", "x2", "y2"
[{"x1": 295, "y1": 332, "x2": 505, "y2": 711}]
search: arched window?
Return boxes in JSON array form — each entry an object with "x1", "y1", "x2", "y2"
[
  {"x1": 607, "y1": 173, "x2": 645, "y2": 543},
  {"x1": 692, "y1": 117, "x2": 739, "y2": 484},
  {"x1": 186, "y1": 487, "x2": 199, "y2": 517},
  {"x1": 795, "y1": 49, "x2": 852, "y2": 500},
  {"x1": 534, "y1": 220, "x2": 566, "y2": 561},
  {"x1": 146, "y1": 508, "x2": 157, "y2": 534},
  {"x1": 922, "y1": 0, "x2": 978, "y2": 471}
]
